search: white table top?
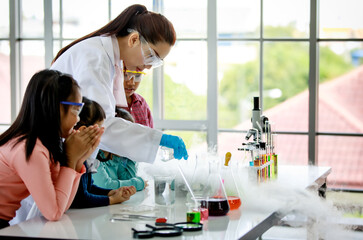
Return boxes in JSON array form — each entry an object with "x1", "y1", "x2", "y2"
[{"x1": 0, "y1": 165, "x2": 331, "y2": 240}]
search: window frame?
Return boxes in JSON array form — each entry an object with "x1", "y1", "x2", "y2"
[{"x1": 6, "y1": 0, "x2": 363, "y2": 190}]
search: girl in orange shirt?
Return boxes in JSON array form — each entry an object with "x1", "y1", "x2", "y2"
[{"x1": 0, "y1": 69, "x2": 104, "y2": 229}]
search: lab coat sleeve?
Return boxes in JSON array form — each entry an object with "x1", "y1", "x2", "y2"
[
  {"x1": 51, "y1": 37, "x2": 162, "y2": 163},
  {"x1": 100, "y1": 119, "x2": 162, "y2": 163}
]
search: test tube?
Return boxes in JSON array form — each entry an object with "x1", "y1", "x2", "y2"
[{"x1": 271, "y1": 133, "x2": 278, "y2": 176}]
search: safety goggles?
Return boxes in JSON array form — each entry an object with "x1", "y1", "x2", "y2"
[
  {"x1": 60, "y1": 101, "x2": 84, "y2": 116},
  {"x1": 123, "y1": 69, "x2": 146, "y2": 82},
  {"x1": 139, "y1": 35, "x2": 164, "y2": 69}
]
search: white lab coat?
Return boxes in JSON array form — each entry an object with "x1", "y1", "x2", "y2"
[{"x1": 51, "y1": 35, "x2": 162, "y2": 163}]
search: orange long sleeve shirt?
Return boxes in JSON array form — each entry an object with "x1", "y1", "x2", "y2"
[{"x1": 0, "y1": 138, "x2": 85, "y2": 221}]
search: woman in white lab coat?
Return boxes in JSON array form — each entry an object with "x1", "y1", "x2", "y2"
[{"x1": 50, "y1": 4, "x2": 188, "y2": 163}]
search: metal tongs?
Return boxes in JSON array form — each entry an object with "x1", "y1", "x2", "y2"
[{"x1": 110, "y1": 214, "x2": 157, "y2": 222}]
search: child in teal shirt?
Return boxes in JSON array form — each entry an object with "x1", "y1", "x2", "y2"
[{"x1": 92, "y1": 108, "x2": 147, "y2": 191}]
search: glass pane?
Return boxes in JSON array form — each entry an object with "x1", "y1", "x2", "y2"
[
  {"x1": 53, "y1": 40, "x2": 60, "y2": 57},
  {"x1": 218, "y1": 41, "x2": 259, "y2": 129},
  {"x1": 273, "y1": 134, "x2": 308, "y2": 165},
  {"x1": 62, "y1": 0, "x2": 108, "y2": 39},
  {"x1": 218, "y1": 132, "x2": 250, "y2": 162},
  {"x1": 52, "y1": 0, "x2": 60, "y2": 39},
  {"x1": 163, "y1": 0, "x2": 207, "y2": 39},
  {"x1": 111, "y1": 0, "x2": 152, "y2": 19},
  {"x1": 318, "y1": 136, "x2": 363, "y2": 190},
  {"x1": 320, "y1": 0, "x2": 363, "y2": 39},
  {"x1": 21, "y1": 0, "x2": 44, "y2": 38},
  {"x1": 164, "y1": 41, "x2": 207, "y2": 120},
  {"x1": 164, "y1": 130, "x2": 207, "y2": 154},
  {"x1": 0, "y1": 0, "x2": 9, "y2": 38},
  {"x1": 318, "y1": 41, "x2": 363, "y2": 133},
  {"x1": 263, "y1": 42, "x2": 309, "y2": 132},
  {"x1": 0, "y1": 41, "x2": 11, "y2": 124},
  {"x1": 135, "y1": 73, "x2": 153, "y2": 113},
  {"x1": 217, "y1": 0, "x2": 260, "y2": 38},
  {"x1": 21, "y1": 41, "x2": 45, "y2": 98},
  {"x1": 263, "y1": 0, "x2": 309, "y2": 38}
]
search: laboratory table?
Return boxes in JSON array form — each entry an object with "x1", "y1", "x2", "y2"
[{"x1": 0, "y1": 165, "x2": 331, "y2": 240}]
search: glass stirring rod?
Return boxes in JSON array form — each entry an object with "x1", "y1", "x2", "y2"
[
  {"x1": 177, "y1": 162, "x2": 198, "y2": 205},
  {"x1": 159, "y1": 146, "x2": 198, "y2": 204}
]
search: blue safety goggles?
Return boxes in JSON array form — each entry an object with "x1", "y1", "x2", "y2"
[{"x1": 60, "y1": 101, "x2": 84, "y2": 116}]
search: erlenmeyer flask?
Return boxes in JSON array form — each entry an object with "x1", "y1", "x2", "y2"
[
  {"x1": 189, "y1": 154, "x2": 209, "y2": 195},
  {"x1": 201, "y1": 155, "x2": 230, "y2": 216},
  {"x1": 221, "y1": 152, "x2": 242, "y2": 210}
]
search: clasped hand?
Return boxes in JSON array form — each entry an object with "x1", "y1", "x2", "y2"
[{"x1": 64, "y1": 124, "x2": 104, "y2": 172}]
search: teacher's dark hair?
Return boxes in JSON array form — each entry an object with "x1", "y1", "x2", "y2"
[
  {"x1": 52, "y1": 4, "x2": 176, "y2": 63},
  {"x1": 0, "y1": 69, "x2": 80, "y2": 164}
]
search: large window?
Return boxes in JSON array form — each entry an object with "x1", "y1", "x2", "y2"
[
  {"x1": 318, "y1": 0, "x2": 363, "y2": 190},
  {"x1": 217, "y1": 0, "x2": 311, "y2": 175},
  {"x1": 3, "y1": 0, "x2": 363, "y2": 190},
  {"x1": 0, "y1": 0, "x2": 10, "y2": 125}
]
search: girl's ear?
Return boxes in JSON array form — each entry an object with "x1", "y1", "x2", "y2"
[{"x1": 127, "y1": 32, "x2": 140, "y2": 48}]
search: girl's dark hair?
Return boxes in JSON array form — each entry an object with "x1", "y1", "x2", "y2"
[
  {"x1": 0, "y1": 69, "x2": 80, "y2": 164},
  {"x1": 115, "y1": 108, "x2": 135, "y2": 123},
  {"x1": 52, "y1": 4, "x2": 176, "y2": 63},
  {"x1": 74, "y1": 97, "x2": 106, "y2": 129}
]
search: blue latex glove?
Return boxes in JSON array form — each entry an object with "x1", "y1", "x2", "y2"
[{"x1": 160, "y1": 134, "x2": 189, "y2": 160}]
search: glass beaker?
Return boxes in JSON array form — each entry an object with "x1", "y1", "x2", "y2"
[
  {"x1": 200, "y1": 155, "x2": 230, "y2": 216},
  {"x1": 220, "y1": 152, "x2": 242, "y2": 210},
  {"x1": 186, "y1": 202, "x2": 201, "y2": 223},
  {"x1": 154, "y1": 175, "x2": 175, "y2": 205},
  {"x1": 158, "y1": 146, "x2": 174, "y2": 162}
]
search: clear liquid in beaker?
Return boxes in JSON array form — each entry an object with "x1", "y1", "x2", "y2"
[{"x1": 154, "y1": 175, "x2": 175, "y2": 205}]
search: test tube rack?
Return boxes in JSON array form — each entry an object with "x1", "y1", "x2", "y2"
[{"x1": 248, "y1": 154, "x2": 278, "y2": 183}]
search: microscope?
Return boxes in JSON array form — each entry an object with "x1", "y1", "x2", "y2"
[
  {"x1": 238, "y1": 97, "x2": 277, "y2": 181},
  {"x1": 239, "y1": 96, "x2": 269, "y2": 152},
  {"x1": 238, "y1": 97, "x2": 272, "y2": 160}
]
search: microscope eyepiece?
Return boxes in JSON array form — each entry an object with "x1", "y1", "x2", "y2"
[{"x1": 253, "y1": 96, "x2": 260, "y2": 110}]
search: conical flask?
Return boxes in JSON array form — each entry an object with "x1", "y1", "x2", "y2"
[
  {"x1": 189, "y1": 154, "x2": 209, "y2": 196},
  {"x1": 201, "y1": 155, "x2": 230, "y2": 216},
  {"x1": 221, "y1": 152, "x2": 242, "y2": 210}
]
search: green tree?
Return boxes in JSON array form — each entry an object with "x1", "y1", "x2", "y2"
[
  {"x1": 219, "y1": 27, "x2": 353, "y2": 128},
  {"x1": 141, "y1": 26, "x2": 354, "y2": 131},
  {"x1": 164, "y1": 75, "x2": 206, "y2": 120}
]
